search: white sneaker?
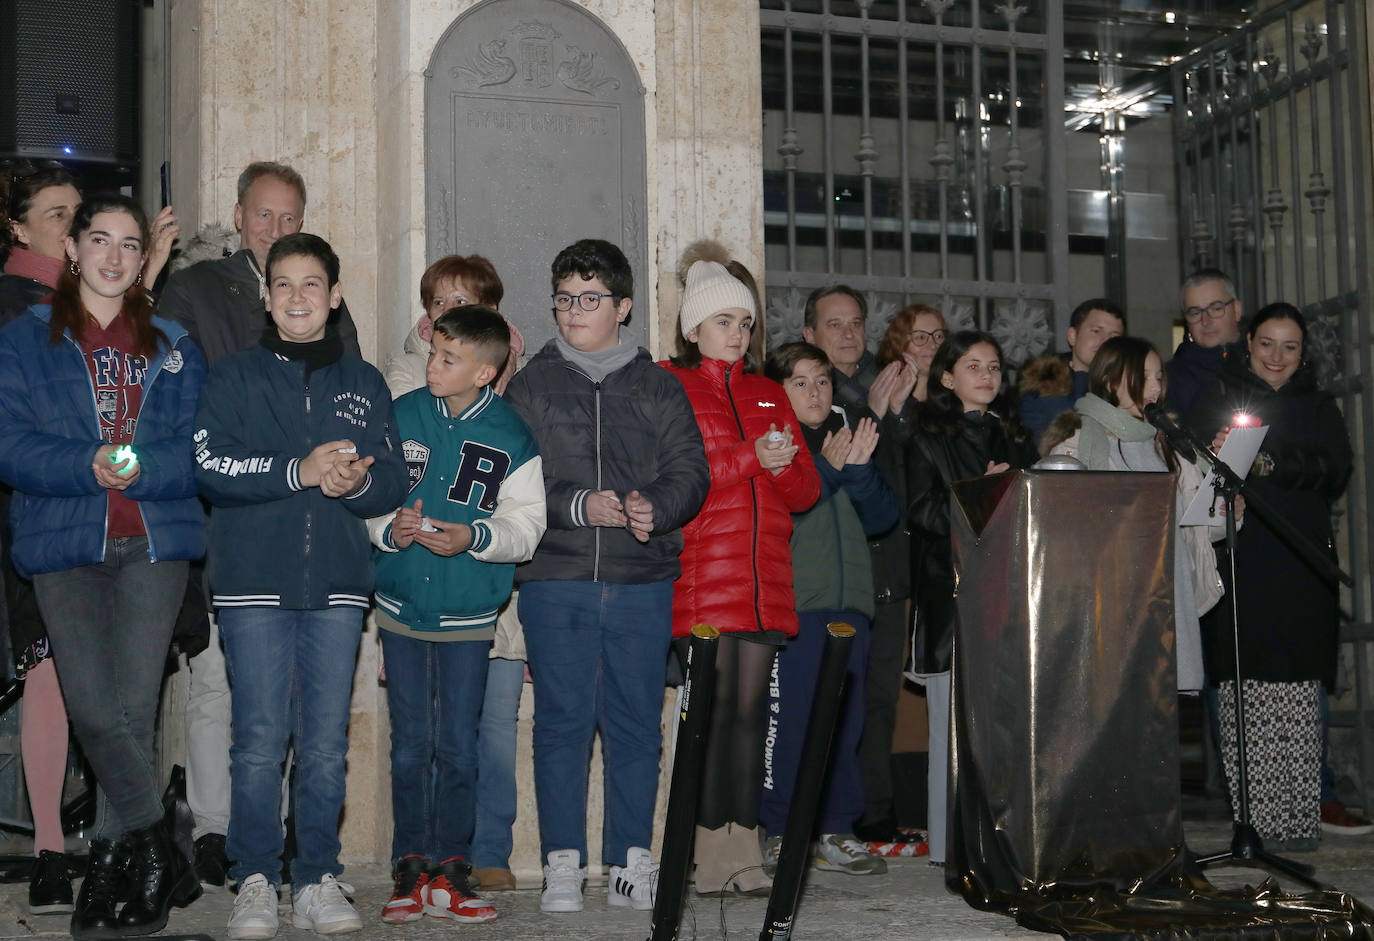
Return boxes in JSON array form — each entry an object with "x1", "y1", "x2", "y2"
[
  {"x1": 291, "y1": 874, "x2": 362, "y2": 935},
  {"x1": 540, "y1": 850, "x2": 585, "y2": 913},
  {"x1": 608, "y1": 846, "x2": 657, "y2": 911},
  {"x1": 227, "y1": 873, "x2": 279, "y2": 940}
]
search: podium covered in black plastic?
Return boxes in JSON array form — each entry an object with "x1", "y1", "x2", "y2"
[{"x1": 944, "y1": 469, "x2": 1374, "y2": 938}]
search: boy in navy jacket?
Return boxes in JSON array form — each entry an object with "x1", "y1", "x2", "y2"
[
  {"x1": 194, "y1": 233, "x2": 408, "y2": 940},
  {"x1": 367, "y1": 306, "x2": 545, "y2": 925}
]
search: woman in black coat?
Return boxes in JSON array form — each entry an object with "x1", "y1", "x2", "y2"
[
  {"x1": 905, "y1": 330, "x2": 1037, "y2": 863},
  {"x1": 1189, "y1": 302, "x2": 1352, "y2": 850}
]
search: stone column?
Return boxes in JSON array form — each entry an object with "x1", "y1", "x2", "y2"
[{"x1": 654, "y1": 0, "x2": 766, "y2": 338}]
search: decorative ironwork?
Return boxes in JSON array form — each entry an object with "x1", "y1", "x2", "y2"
[
  {"x1": 778, "y1": 128, "x2": 802, "y2": 171},
  {"x1": 855, "y1": 133, "x2": 876, "y2": 177}
]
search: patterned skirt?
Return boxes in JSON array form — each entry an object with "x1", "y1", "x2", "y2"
[{"x1": 1217, "y1": 678, "x2": 1322, "y2": 843}]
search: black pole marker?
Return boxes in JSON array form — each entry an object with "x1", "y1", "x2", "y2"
[
  {"x1": 759, "y1": 622, "x2": 855, "y2": 941},
  {"x1": 648, "y1": 623, "x2": 721, "y2": 941}
]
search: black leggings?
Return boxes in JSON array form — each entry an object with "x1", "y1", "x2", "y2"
[{"x1": 694, "y1": 634, "x2": 777, "y2": 830}]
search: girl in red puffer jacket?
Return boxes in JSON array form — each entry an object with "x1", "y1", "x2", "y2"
[{"x1": 662, "y1": 252, "x2": 820, "y2": 896}]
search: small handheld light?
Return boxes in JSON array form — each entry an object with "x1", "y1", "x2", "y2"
[
  {"x1": 110, "y1": 445, "x2": 138, "y2": 474},
  {"x1": 1231, "y1": 412, "x2": 1259, "y2": 428}
]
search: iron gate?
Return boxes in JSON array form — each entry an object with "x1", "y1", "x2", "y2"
[
  {"x1": 759, "y1": 0, "x2": 1070, "y2": 364},
  {"x1": 1172, "y1": 0, "x2": 1374, "y2": 809}
]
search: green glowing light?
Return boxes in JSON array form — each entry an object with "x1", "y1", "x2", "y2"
[{"x1": 110, "y1": 445, "x2": 138, "y2": 474}]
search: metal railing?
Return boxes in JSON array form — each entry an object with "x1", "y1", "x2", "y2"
[{"x1": 760, "y1": 0, "x2": 1068, "y2": 362}]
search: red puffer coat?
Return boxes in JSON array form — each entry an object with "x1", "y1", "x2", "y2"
[{"x1": 662, "y1": 357, "x2": 821, "y2": 638}]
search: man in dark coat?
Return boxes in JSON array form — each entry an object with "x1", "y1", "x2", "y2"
[
  {"x1": 1167, "y1": 268, "x2": 1245, "y2": 424},
  {"x1": 160, "y1": 161, "x2": 360, "y2": 365}
]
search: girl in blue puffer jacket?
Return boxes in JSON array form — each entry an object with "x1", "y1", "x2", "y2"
[{"x1": 0, "y1": 193, "x2": 206, "y2": 938}]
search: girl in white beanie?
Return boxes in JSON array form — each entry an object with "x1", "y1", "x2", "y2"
[{"x1": 661, "y1": 253, "x2": 821, "y2": 895}]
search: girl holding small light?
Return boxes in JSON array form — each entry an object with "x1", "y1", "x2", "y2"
[
  {"x1": 0, "y1": 193, "x2": 206, "y2": 938},
  {"x1": 1042, "y1": 336, "x2": 1231, "y2": 694}
]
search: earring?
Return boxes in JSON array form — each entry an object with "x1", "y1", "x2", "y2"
[
  {"x1": 135, "y1": 272, "x2": 143, "y2": 287},
  {"x1": 69, "y1": 260, "x2": 80, "y2": 277}
]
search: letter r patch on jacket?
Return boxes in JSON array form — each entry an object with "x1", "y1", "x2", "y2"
[{"x1": 446, "y1": 442, "x2": 511, "y2": 512}]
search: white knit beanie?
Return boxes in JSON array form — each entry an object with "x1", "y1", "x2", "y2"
[{"x1": 678, "y1": 260, "x2": 757, "y2": 338}]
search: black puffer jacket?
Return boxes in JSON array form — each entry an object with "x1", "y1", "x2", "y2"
[
  {"x1": 906, "y1": 411, "x2": 1037, "y2": 674},
  {"x1": 503, "y1": 340, "x2": 709, "y2": 585},
  {"x1": 1187, "y1": 357, "x2": 1351, "y2": 687}
]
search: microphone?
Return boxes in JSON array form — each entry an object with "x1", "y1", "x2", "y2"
[{"x1": 1142, "y1": 403, "x2": 1197, "y2": 463}]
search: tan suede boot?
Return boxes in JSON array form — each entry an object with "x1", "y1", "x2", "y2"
[
  {"x1": 725, "y1": 824, "x2": 773, "y2": 896},
  {"x1": 692, "y1": 825, "x2": 732, "y2": 896}
]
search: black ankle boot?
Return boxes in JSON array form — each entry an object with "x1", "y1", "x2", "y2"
[
  {"x1": 71, "y1": 839, "x2": 131, "y2": 941},
  {"x1": 115, "y1": 819, "x2": 201, "y2": 935}
]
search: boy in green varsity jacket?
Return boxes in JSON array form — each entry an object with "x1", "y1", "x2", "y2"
[{"x1": 367, "y1": 305, "x2": 545, "y2": 926}]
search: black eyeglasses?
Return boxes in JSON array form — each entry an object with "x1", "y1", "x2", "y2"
[
  {"x1": 552, "y1": 291, "x2": 614, "y2": 313},
  {"x1": 1183, "y1": 298, "x2": 1234, "y2": 323},
  {"x1": 909, "y1": 329, "x2": 947, "y2": 347}
]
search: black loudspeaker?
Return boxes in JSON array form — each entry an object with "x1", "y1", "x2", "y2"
[{"x1": 0, "y1": 0, "x2": 140, "y2": 168}]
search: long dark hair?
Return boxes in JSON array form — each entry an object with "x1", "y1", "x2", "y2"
[
  {"x1": 1089, "y1": 336, "x2": 1179, "y2": 473},
  {"x1": 917, "y1": 330, "x2": 1027, "y2": 443},
  {"x1": 50, "y1": 193, "x2": 164, "y2": 356}
]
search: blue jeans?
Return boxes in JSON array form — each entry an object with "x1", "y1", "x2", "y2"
[
  {"x1": 379, "y1": 629, "x2": 490, "y2": 864},
  {"x1": 219, "y1": 606, "x2": 362, "y2": 887},
  {"x1": 519, "y1": 578, "x2": 673, "y2": 868},
  {"x1": 34, "y1": 537, "x2": 187, "y2": 838},
  {"x1": 472, "y1": 656, "x2": 525, "y2": 870}
]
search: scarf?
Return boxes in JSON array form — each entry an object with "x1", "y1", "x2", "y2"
[
  {"x1": 3, "y1": 246, "x2": 63, "y2": 289},
  {"x1": 260, "y1": 326, "x2": 344, "y2": 377},
  {"x1": 555, "y1": 334, "x2": 639, "y2": 383},
  {"x1": 1072, "y1": 393, "x2": 1156, "y2": 471}
]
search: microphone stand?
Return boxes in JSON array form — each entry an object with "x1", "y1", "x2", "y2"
[{"x1": 1183, "y1": 428, "x2": 1351, "y2": 888}]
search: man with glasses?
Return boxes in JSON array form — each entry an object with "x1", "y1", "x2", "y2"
[
  {"x1": 1019, "y1": 297, "x2": 1125, "y2": 443},
  {"x1": 1167, "y1": 268, "x2": 1245, "y2": 421}
]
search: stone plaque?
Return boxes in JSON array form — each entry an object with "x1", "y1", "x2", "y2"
[{"x1": 425, "y1": 0, "x2": 648, "y2": 355}]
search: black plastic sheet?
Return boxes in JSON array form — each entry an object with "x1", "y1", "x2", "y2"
[{"x1": 945, "y1": 470, "x2": 1374, "y2": 939}]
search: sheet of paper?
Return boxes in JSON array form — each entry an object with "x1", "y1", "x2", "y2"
[{"x1": 1180, "y1": 424, "x2": 1269, "y2": 526}]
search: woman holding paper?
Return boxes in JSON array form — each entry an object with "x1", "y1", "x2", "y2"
[{"x1": 1190, "y1": 302, "x2": 1352, "y2": 851}]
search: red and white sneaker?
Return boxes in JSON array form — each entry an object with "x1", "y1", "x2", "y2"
[
  {"x1": 423, "y1": 857, "x2": 497, "y2": 923},
  {"x1": 862, "y1": 838, "x2": 930, "y2": 858},
  {"x1": 381, "y1": 855, "x2": 428, "y2": 924}
]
